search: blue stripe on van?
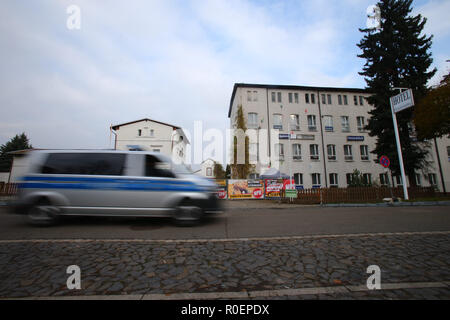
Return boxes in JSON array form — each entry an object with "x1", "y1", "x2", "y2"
[{"x1": 18, "y1": 176, "x2": 205, "y2": 192}]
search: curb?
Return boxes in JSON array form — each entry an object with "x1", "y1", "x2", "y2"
[
  {"x1": 2, "y1": 281, "x2": 448, "y2": 300},
  {"x1": 224, "y1": 201, "x2": 450, "y2": 209}
]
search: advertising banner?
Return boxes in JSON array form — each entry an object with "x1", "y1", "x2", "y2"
[
  {"x1": 264, "y1": 179, "x2": 284, "y2": 198},
  {"x1": 228, "y1": 180, "x2": 264, "y2": 199},
  {"x1": 215, "y1": 179, "x2": 228, "y2": 199},
  {"x1": 265, "y1": 179, "x2": 295, "y2": 198}
]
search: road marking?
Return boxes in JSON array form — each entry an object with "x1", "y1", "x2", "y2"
[
  {"x1": 0, "y1": 230, "x2": 449, "y2": 244},
  {"x1": 3, "y1": 281, "x2": 448, "y2": 300}
]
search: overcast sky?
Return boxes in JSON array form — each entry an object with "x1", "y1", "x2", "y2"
[{"x1": 0, "y1": 0, "x2": 449, "y2": 155}]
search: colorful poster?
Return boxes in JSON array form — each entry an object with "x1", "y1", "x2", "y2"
[
  {"x1": 265, "y1": 179, "x2": 295, "y2": 198},
  {"x1": 228, "y1": 180, "x2": 264, "y2": 199},
  {"x1": 264, "y1": 179, "x2": 284, "y2": 198},
  {"x1": 214, "y1": 179, "x2": 228, "y2": 199}
]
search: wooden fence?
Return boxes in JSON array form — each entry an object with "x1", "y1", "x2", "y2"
[
  {"x1": 0, "y1": 183, "x2": 18, "y2": 197},
  {"x1": 287, "y1": 186, "x2": 437, "y2": 204}
]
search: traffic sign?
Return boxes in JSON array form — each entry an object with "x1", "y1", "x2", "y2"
[{"x1": 380, "y1": 155, "x2": 390, "y2": 168}]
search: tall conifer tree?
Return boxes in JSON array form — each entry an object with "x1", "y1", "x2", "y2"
[{"x1": 357, "y1": 0, "x2": 436, "y2": 183}]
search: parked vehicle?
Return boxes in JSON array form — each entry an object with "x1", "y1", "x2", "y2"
[{"x1": 12, "y1": 150, "x2": 220, "y2": 226}]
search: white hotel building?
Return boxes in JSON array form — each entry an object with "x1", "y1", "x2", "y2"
[{"x1": 228, "y1": 83, "x2": 450, "y2": 191}]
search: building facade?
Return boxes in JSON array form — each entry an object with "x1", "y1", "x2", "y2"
[
  {"x1": 228, "y1": 83, "x2": 450, "y2": 191},
  {"x1": 111, "y1": 118, "x2": 189, "y2": 164},
  {"x1": 200, "y1": 158, "x2": 216, "y2": 178}
]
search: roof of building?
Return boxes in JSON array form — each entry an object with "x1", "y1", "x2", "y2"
[
  {"x1": 228, "y1": 83, "x2": 371, "y2": 117},
  {"x1": 111, "y1": 118, "x2": 181, "y2": 130}
]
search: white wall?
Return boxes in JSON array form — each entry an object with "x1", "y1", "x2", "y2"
[
  {"x1": 201, "y1": 159, "x2": 215, "y2": 178},
  {"x1": 114, "y1": 119, "x2": 187, "y2": 164},
  {"x1": 230, "y1": 85, "x2": 450, "y2": 191}
]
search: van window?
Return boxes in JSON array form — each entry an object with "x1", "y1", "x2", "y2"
[
  {"x1": 145, "y1": 155, "x2": 175, "y2": 178},
  {"x1": 41, "y1": 153, "x2": 125, "y2": 175}
]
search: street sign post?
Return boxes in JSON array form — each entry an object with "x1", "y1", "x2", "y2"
[
  {"x1": 389, "y1": 88, "x2": 414, "y2": 200},
  {"x1": 380, "y1": 155, "x2": 390, "y2": 168},
  {"x1": 390, "y1": 89, "x2": 414, "y2": 113}
]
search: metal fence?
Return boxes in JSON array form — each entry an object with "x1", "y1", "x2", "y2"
[
  {"x1": 283, "y1": 186, "x2": 438, "y2": 204},
  {"x1": 0, "y1": 183, "x2": 18, "y2": 197}
]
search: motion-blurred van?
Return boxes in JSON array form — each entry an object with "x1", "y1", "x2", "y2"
[{"x1": 13, "y1": 150, "x2": 220, "y2": 226}]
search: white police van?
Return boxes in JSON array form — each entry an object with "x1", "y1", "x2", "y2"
[{"x1": 13, "y1": 150, "x2": 220, "y2": 226}]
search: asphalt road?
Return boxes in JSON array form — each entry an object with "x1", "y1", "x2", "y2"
[{"x1": 1, "y1": 204, "x2": 449, "y2": 240}]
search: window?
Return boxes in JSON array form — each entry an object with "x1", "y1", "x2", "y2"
[
  {"x1": 271, "y1": 92, "x2": 276, "y2": 102},
  {"x1": 341, "y1": 116, "x2": 350, "y2": 132},
  {"x1": 292, "y1": 144, "x2": 302, "y2": 160},
  {"x1": 41, "y1": 153, "x2": 125, "y2": 176},
  {"x1": 321, "y1": 94, "x2": 326, "y2": 104},
  {"x1": 323, "y1": 115, "x2": 333, "y2": 132},
  {"x1": 312, "y1": 173, "x2": 321, "y2": 187},
  {"x1": 353, "y1": 95, "x2": 358, "y2": 105},
  {"x1": 273, "y1": 114, "x2": 283, "y2": 129},
  {"x1": 310, "y1": 144, "x2": 319, "y2": 160},
  {"x1": 395, "y1": 175, "x2": 403, "y2": 186},
  {"x1": 249, "y1": 173, "x2": 260, "y2": 180},
  {"x1": 249, "y1": 143, "x2": 258, "y2": 162},
  {"x1": 428, "y1": 173, "x2": 437, "y2": 186},
  {"x1": 346, "y1": 173, "x2": 353, "y2": 185},
  {"x1": 327, "y1": 94, "x2": 332, "y2": 105},
  {"x1": 289, "y1": 92, "x2": 293, "y2": 103},
  {"x1": 357, "y1": 116, "x2": 365, "y2": 132},
  {"x1": 447, "y1": 146, "x2": 450, "y2": 161},
  {"x1": 247, "y1": 91, "x2": 252, "y2": 101},
  {"x1": 327, "y1": 144, "x2": 336, "y2": 161},
  {"x1": 294, "y1": 173, "x2": 303, "y2": 186},
  {"x1": 277, "y1": 92, "x2": 282, "y2": 103},
  {"x1": 145, "y1": 155, "x2": 175, "y2": 178},
  {"x1": 311, "y1": 94, "x2": 316, "y2": 104},
  {"x1": 206, "y1": 167, "x2": 212, "y2": 177},
  {"x1": 138, "y1": 129, "x2": 142, "y2": 136},
  {"x1": 380, "y1": 173, "x2": 389, "y2": 186},
  {"x1": 344, "y1": 145, "x2": 353, "y2": 161},
  {"x1": 363, "y1": 173, "x2": 372, "y2": 185},
  {"x1": 360, "y1": 145, "x2": 369, "y2": 161},
  {"x1": 248, "y1": 113, "x2": 258, "y2": 129},
  {"x1": 343, "y1": 95, "x2": 348, "y2": 105},
  {"x1": 305, "y1": 93, "x2": 310, "y2": 104},
  {"x1": 150, "y1": 129, "x2": 154, "y2": 137},
  {"x1": 307, "y1": 115, "x2": 317, "y2": 131},
  {"x1": 253, "y1": 91, "x2": 258, "y2": 101},
  {"x1": 415, "y1": 173, "x2": 422, "y2": 186},
  {"x1": 338, "y1": 95, "x2": 342, "y2": 105},
  {"x1": 359, "y1": 96, "x2": 364, "y2": 105},
  {"x1": 294, "y1": 93, "x2": 299, "y2": 103},
  {"x1": 275, "y1": 143, "x2": 284, "y2": 159},
  {"x1": 329, "y1": 173, "x2": 338, "y2": 187},
  {"x1": 290, "y1": 114, "x2": 300, "y2": 130}
]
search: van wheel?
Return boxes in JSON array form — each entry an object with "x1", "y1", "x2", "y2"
[
  {"x1": 173, "y1": 200, "x2": 204, "y2": 227},
  {"x1": 27, "y1": 198, "x2": 60, "y2": 226}
]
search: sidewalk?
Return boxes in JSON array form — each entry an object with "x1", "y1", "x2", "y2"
[{"x1": 222, "y1": 199, "x2": 450, "y2": 209}]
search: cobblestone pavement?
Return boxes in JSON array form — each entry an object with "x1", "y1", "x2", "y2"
[{"x1": 0, "y1": 232, "x2": 449, "y2": 299}]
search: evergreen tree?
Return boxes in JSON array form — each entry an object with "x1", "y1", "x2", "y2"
[
  {"x1": 357, "y1": 0, "x2": 436, "y2": 184},
  {"x1": 0, "y1": 133, "x2": 33, "y2": 172},
  {"x1": 213, "y1": 162, "x2": 226, "y2": 179}
]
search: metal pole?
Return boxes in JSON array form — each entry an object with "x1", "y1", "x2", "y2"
[{"x1": 389, "y1": 94, "x2": 409, "y2": 200}]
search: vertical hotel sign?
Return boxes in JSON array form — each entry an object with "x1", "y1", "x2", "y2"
[
  {"x1": 389, "y1": 88, "x2": 414, "y2": 200},
  {"x1": 390, "y1": 89, "x2": 414, "y2": 113}
]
